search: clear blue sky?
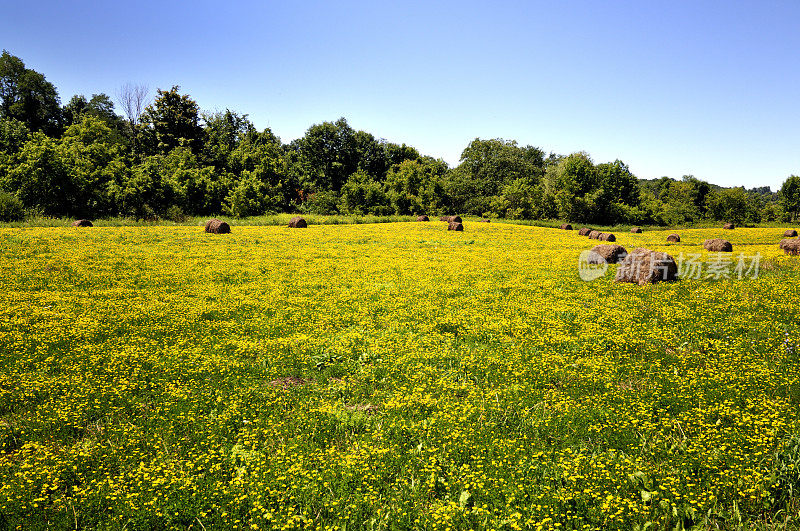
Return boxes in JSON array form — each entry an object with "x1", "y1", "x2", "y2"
[{"x1": 3, "y1": 0, "x2": 798, "y2": 190}]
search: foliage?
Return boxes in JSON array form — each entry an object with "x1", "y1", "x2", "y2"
[
  {"x1": 447, "y1": 138, "x2": 544, "y2": 216},
  {"x1": 298, "y1": 190, "x2": 341, "y2": 215},
  {"x1": 0, "y1": 50, "x2": 62, "y2": 135},
  {"x1": 1, "y1": 132, "x2": 74, "y2": 216},
  {"x1": 0, "y1": 51, "x2": 796, "y2": 227},
  {"x1": 706, "y1": 187, "x2": 761, "y2": 225},
  {"x1": 0, "y1": 190, "x2": 24, "y2": 221},
  {"x1": 384, "y1": 158, "x2": 448, "y2": 215},
  {"x1": 779, "y1": 175, "x2": 800, "y2": 222},
  {"x1": 139, "y1": 86, "x2": 205, "y2": 156},
  {"x1": 338, "y1": 170, "x2": 391, "y2": 215},
  {"x1": 201, "y1": 109, "x2": 254, "y2": 169}
]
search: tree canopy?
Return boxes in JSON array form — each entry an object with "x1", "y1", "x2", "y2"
[{"x1": 0, "y1": 50, "x2": 795, "y2": 224}]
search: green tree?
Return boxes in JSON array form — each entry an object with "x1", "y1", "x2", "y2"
[
  {"x1": 291, "y1": 117, "x2": 359, "y2": 193},
  {"x1": 223, "y1": 173, "x2": 277, "y2": 218},
  {"x1": 2, "y1": 115, "x2": 125, "y2": 216},
  {"x1": 384, "y1": 158, "x2": 448, "y2": 215},
  {"x1": 58, "y1": 115, "x2": 127, "y2": 215},
  {"x1": 779, "y1": 175, "x2": 800, "y2": 221},
  {"x1": 353, "y1": 130, "x2": 389, "y2": 179},
  {"x1": 202, "y1": 109, "x2": 254, "y2": 169},
  {"x1": 705, "y1": 187, "x2": 760, "y2": 225},
  {"x1": 63, "y1": 93, "x2": 125, "y2": 131},
  {"x1": 447, "y1": 138, "x2": 544, "y2": 216},
  {"x1": 0, "y1": 51, "x2": 62, "y2": 135},
  {"x1": 2, "y1": 132, "x2": 73, "y2": 215},
  {"x1": 0, "y1": 190, "x2": 24, "y2": 221},
  {"x1": 0, "y1": 118, "x2": 30, "y2": 183},
  {"x1": 384, "y1": 142, "x2": 420, "y2": 167},
  {"x1": 490, "y1": 178, "x2": 544, "y2": 219},
  {"x1": 139, "y1": 86, "x2": 205, "y2": 156},
  {"x1": 158, "y1": 147, "x2": 230, "y2": 215},
  {"x1": 339, "y1": 170, "x2": 391, "y2": 215},
  {"x1": 113, "y1": 155, "x2": 176, "y2": 219},
  {"x1": 596, "y1": 160, "x2": 640, "y2": 207},
  {"x1": 543, "y1": 152, "x2": 599, "y2": 222},
  {"x1": 227, "y1": 127, "x2": 295, "y2": 212}
]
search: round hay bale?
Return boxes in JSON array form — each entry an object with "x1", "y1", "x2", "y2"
[
  {"x1": 630, "y1": 227, "x2": 642, "y2": 233},
  {"x1": 416, "y1": 215, "x2": 430, "y2": 221},
  {"x1": 588, "y1": 230, "x2": 601, "y2": 239},
  {"x1": 447, "y1": 221, "x2": 464, "y2": 232},
  {"x1": 782, "y1": 239, "x2": 800, "y2": 255},
  {"x1": 71, "y1": 219, "x2": 93, "y2": 227},
  {"x1": 723, "y1": 222, "x2": 735, "y2": 230},
  {"x1": 598, "y1": 233, "x2": 616, "y2": 242},
  {"x1": 588, "y1": 244, "x2": 628, "y2": 264},
  {"x1": 615, "y1": 248, "x2": 678, "y2": 285},
  {"x1": 288, "y1": 216, "x2": 307, "y2": 228},
  {"x1": 560, "y1": 224, "x2": 573, "y2": 230},
  {"x1": 578, "y1": 227, "x2": 592, "y2": 236},
  {"x1": 703, "y1": 238, "x2": 732, "y2": 252},
  {"x1": 439, "y1": 216, "x2": 450, "y2": 221},
  {"x1": 449, "y1": 215, "x2": 462, "y2": 223},
  {"x1": 784, "y1": 229, "x2": 798, "y2": 237},
  {"x1": 204, "y1": 218, "x2": 230, "y2": 234},
  {"x1": 478, "y1": 219, "x2": 490, "y2": 223},
  {"x1": 666, "y1": 233, "x2": 681, "y2": 243}
]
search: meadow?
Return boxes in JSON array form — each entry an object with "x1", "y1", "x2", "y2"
[{"x1": 0, "y1": 221, "x2": 799, "y2": 530}]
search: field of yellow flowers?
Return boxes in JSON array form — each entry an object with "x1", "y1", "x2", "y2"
[{"x1": 1, "y1": 222, "x2": 799, "y2": 530}]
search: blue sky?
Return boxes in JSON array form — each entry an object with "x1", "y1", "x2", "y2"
[{"x1": 3, "y1": 0, "x2": 798, "y2": 190}]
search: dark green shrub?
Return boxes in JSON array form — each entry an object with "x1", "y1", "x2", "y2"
[{"x1": 0, "y1": 191, "x2": 24, "y2": 222}]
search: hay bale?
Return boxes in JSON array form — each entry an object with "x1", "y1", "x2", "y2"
[
  {"x1": 416, "y1": 215, "x2": 430, "y2": 221},
  {"x1": 666, "y1": 234, "x2": 681, "y2": 243},
  {"x1": 449, "y1": 215, "x2": 462, "y2": 223},
  {"x1": 784, "y1": 229, "x2": 798, "y2": 237},
  {"x1": 703, "y1": 238, "x2": 732, "y2": 252},
  {"x1": 560, "y1": 224, "x2": 573, "y2": 230},
  {"x1": 478, "y1": 219, "x2": 490, "y2": 223},
  {"x1": 578, "y1": 227, "x2": 592, "y2": 236},
  {"x1": 588, "y1": 230, "x2": 601, "y2": 239},
  {"x1": 782, "y1": 239, "x2": 800, "y2": 255},
  {"x1": 439, "y1": 216, "x2": 449, "y2": 221},
  {"x1": 589, "y1": 244, "x2": 628, "y2": 264},
  {"x1": 615, "y1": 248, "x2": 678, "y2": 285},
  {"x1": 598, "y1": 233, "x2": 616, "y2": 242},
  {"x1": 204, "y1": 218, "x2": 230, "y2": 234},
  {"x1": 723, "y1": 223, "x2": 735, "y2": 230},
  {"x1": 288, "y1": 216, "x2": 307, "y2": 228},
  {"x1": 448, "y1": 221, "x2": 464, "y2": 231},
  {"x1": 71, "y1": 219, "x2": 93, "y2": 227},
  {"x1": 630, "y1": 227, "x2": 642, "y2": 233}
]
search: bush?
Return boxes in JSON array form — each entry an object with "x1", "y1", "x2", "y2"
[
  {"x1": 300, "y1": 190, "x2": 340, "y2": 215},
  {"x1": 0, "y1": 191, "x2": 24, "y2": 222},
  {"x1": 164, "y1": 205, "x2": 188, "y2": 222}
]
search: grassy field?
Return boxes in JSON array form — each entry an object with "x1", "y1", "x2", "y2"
[{"x1": 1, "y1": 222, "x2": 799, "y2": 530}]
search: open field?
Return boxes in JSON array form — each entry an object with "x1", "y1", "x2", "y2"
[{"x1": 1, "y1": 223, "x2": 799, "y2": 529}]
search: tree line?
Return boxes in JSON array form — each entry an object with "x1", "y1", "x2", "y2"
[{"x1": 1, "y1": 50, "x2": 798, "y2": 224}]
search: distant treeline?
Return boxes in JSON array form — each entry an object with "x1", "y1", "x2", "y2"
[{"x1": 1, "y1": 50, "x2": 799, "y2": 224}]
